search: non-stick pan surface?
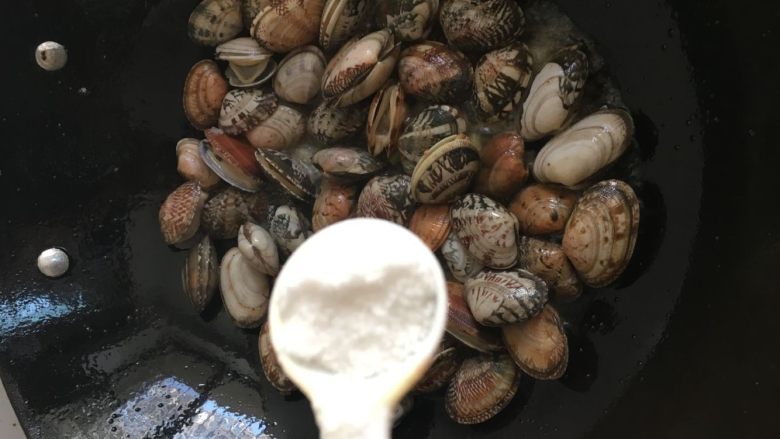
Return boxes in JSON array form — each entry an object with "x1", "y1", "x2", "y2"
[{"x1": 0, "y1": 0, "x2": 778, "y2": 437}]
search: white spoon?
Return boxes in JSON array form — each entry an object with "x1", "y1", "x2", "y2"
[{"x1": 269, "y1": 218, "x2": 448, "y2": 439}]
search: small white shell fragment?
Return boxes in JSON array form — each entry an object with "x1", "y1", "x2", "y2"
[
  {"x1": 35, "y1": 41, "x2": 67, "y2": 71},
  {"x1": 37, "y1": 248, "x2": 70, "y2": 278}
]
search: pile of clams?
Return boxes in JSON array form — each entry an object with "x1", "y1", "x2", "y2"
[{"x1": 160, "y1": 0, "x2": 644, "y2": 428}]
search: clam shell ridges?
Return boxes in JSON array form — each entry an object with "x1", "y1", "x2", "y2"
[
  {"x1": 451, "y1": 194, "x2": 519, "y2": 269},
  {"x1": 502, "y1": 305, "x2": 568, "y2": 380},
  {"x1": 465, "y1": 269, "x2": 548, "y2": 326},
  {"x1": 356, "y1": 175, "x2": 414, "y2": 225},
  {"x1": 159, "y1": 182, "x2": 207, "y2": 245},
  {"x1": 445, "y1": 354, "x2": 520, "y2": 424},
  {"x1": 182, "y1": 236, "x2": 218, "y2": 312},
  {"x1": 439, "y1": 0, "x2": 525, "y2": 52},
  {"x1": 411, "y1": 135, "x2": 480, "y2": 204}
]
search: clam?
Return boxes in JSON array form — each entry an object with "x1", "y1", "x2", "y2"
[
  {"x1": 533, "y1": 109, "x2": 635, "y2": 187},
  {"x1": 439, "y1": 0, "x2": 525, "y2": 53},
  {"x1": 259, "y1": 322, "x2": 297, "y2": 394},
  {"x1": 268, "y1": 205, "x2": 313, "y2": 256},
  {"x1": 474, "y1": 43, "x2": 534, "y2": 121},
  {"x1": 255, "y1": 148, "x2": 321, "y2": 202},
  {"x1": 398, "y1": 41, "x2": 473, "y2": 103},
  {"x1": 414, "y1": 338, "x2": 460, "y2": 393},
  {"x1": 250, "y1": 0, "x2": 325, "y2": 53},
  {"x1": 445, "y1": 281, "x2": 503, "y2": 353},
  {"x1": 409, "y1": 204, "x2": 451, "y2": 252},
  {"x1": 312, "y1": 147, "x2": 383, "y2": 181},
  {"x1": 398, "y1": 105, "x2": 468, "y2": 174},
  {"x1": 319, "y1": 0, "x2": 370, "y2": 51},
  {"x1": 392, "y1": 396, "x2": 415, "y2": 427},
  {"x1": 441, "y1": 231, "x2": 484, "y2": 284},
  {"x1": 355, "y1": 175, "x2": 415, "y2": 225},
  {"x1": 322, "y1": 29, "x2": 401, "y2": 107},
  {"x1": 503, "y1": 305, "x2": 568, "y2": 380},
  {"x1": 377, "y1": 0, "x2": 439, "y2": 42},
  {"x1": 187, "y1": 0, "x2": 243, "y2": 46},
  {"x1": 176, "y1": 138, "x2": 221, "y2": 190},
  {"x1": 562, "y1": 179, "x2": 640, "y2": 287},
  {"x1": 308, "y1": 100, "x2": 368, "y2": 146},
  {"x1": 273, "y1": 46, "x2": 327, "y2": 104},
  {"x1": 246, "y1": 104, "x2": 306, "y2": 150},
  {"x1": 451, "y1": 194, "x2": 520, "y2": 269},
  {"x1": 445, "y1": 354, "x2": 520, "y2": 425},
  {"x1": 201, "y1": 128, "x2": 264, "y2": 192},
  {"x1": 367, "y1": 81, "x2": 407, "y2": 157},
  {"x1": 520, "y1": 45, "x2": 588, "y2": 141},
  {"x1": 517, "y1": 237, "x2": 582, "y2": 302},
  {"x1": 312, "y1": 179, "x2": 358, "y2": 231},
  {"x1": 473, "y1": 132, "x2": 528, "y2": 201},
  {"x1": 220, "y1": 248, "x2": 271, "y2": 328},
  {"x1": 465, "y1": 269, "x2": 548, "y2": 326},
  {"x1": 509, "y1": 183, "x2": 578, "y2": 236},
  {"x1": 410, "y1": 134, "x2": 480, "y2": 204},
  {"x1": 216, "y1": 37, "x2": 277, "y2": 88},
  {"x1": 238, "y1": 222, "x2": 280, "y2": 276},
  {"x1": 183, "y1": 60, "x2": 229, "y2": 130},
  {"x1": 159, "y1": 182, "x2": 208, "y2": 247},
  {"x1": 181, "y1": 235, "x2": 219, "y2": 313},
  {"x1": 201, "y1": 187, "x2": 253, "y2": 239},
  {"x1": 35, "y1": 41, "x2": 67, "y2": 71},
  {"x1": 242, "y1": 0, "x2": 269, "y2": 29},
  {"x1": 218, "y1": 88, "x2": 278, "y2": 136}
]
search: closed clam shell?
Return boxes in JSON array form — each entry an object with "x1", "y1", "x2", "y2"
[
  {"x1": 322, "y1": 29, "x2": 401, "y2": 107},
  {"x1": 181, "y1": 235, "x2": 219, "y2": 313},
  {"x1": 355, "y1": 175, "x2": 415, "y2": 225},
  {"x1": 377, "y1": 0, "x2": 439, "y2": 42},
  {"x1": 517, "y1": 237, "x2": 582, "y2": 302},
  {"x1": 201, "y1": 128, "x2": 264, "y2": 192},
  {"x1": 246, "y1": 104, "x2": 306, "y2": 150},
  {"x1": 520, "y1": 46, "x2": 588, "y2": 141},
  {"x1": 445, "y1": 354, "x2": 520, "y2": 425},
  {"x1": 187, "y1": 0, "x2": 243, "y2": 46},
  {"x1": 533, "y1": 109, "x2": 635, "y2": 188},
  {"x1": 259, "y1": 322, "x2": 296, "y2": 394},
  {"x1": 445, "y1": 281, "x2": 503, "y2": 352},
  {"x1": 562, "y1": 179, "x2": 640, "y2": 287},
  {"x1": 441, "y1": 231, "x2": 484, "y2": 283},
  {"x1": 474, "y1": 43, "x2": 534, "y2": 121},
  {"x1": 409, "y1": 204, "x2": 451, "y2": 252},
  {"x1": 398, "y1": 41, "x2": 473, "y2": 103},
  {"x1": 183, "y1": 60, "x2": 229, "y2": 130},
  {"x1": 319, "y1": 0, "x2": 370, "y2": 51},
  {"x1": 367, "y1": 81, "x2": 407, "y2": 157},
  {"x1": 273, "y1": 46, "x2": 326, "y2": 104},
  {"x1": 398, "y1": 105, "x2": 468, "y2": 174},
  {"x1": 312, "y1": 147, "x2": 383, "y2": 180},
  {"x1": 238, "y1": 222, "x2": 280, "y2": 276},
  {"x1": 159, "y1": 182, "x2": 208, "y2": 246},
  {"x1": 439, "y1": 0, "x2": 525, "y2": 53},
  {"x1": 255, "y1": 148, "x2": 321, "y2": 202},
  {"x1": 250, "y1": 0, "x2": 325, "y2": 53},
  {"x1": 451, "y1": 194, "x2": 520, "y2": 269},
  {"x1": 268, "y1": 205, "x2": 313, "y2": 256},
  {"x1": 414, "y1": 337, "x2": 460, "y2": 393},
  {"x1": 312, "y1": 179, "x2": 358, "y2": 231},
  {"x1": 510, "y1": 183, "x2": 578, "y2": 236},
  {"x1": 411, "y1": 134, "x2": 480, "y2": 204},
  {"x1": 465, "y1": 268, "x2": 549, "y2": 326},
  {"x1": 242, "y1": 0, "x2": 269, "y2": 28},
  {"x1": 176, "y1": 138, "x2": 221, "y2": 189},
  {"x1": 201, "y1": 187, "x2": 253, "y2": 239},
  {"x1": 474, "y1": 132, "x2": 528, "y2": 201},
  {"x1": 502, "y1": 305, "x2": 568, "y2": 380},
  {"x1": 308, "y1": 100, "x2": 368, "y2": 145},
  {"x1": 218, "y1": 88, "x2": 278, "y2": 135},
  {"x1": 220, "y1": 248, "x2": 271, "y2": 328}
]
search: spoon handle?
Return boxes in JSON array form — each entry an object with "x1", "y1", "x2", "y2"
[{"x1": 317, "y1": 405, "x2": 391, "y2": 439}]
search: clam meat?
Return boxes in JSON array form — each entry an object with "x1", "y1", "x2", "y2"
[
  {"x1": 355, "y1": 175, "x2": 415, "y2": 225},
  {"x1": 474, "y1": 43, "x2": 534, "y2": 121},
  {"x1": 502, "y1": 305, "x2": 568, "y2": 380},
  {"x1": 445, "y1": 354, "x2": 520, "y2": 424},
  {"x1": 509, "y1": 183, "x2": 579, "y2": 236},
  {"x1": 473, "y1": 131, "x2": 528, "y2": 201},
  {"x1": 410, "y1": 134, "x2": 480, "y2": 204},
  {"x1": 183, "y1": 60, "x2": 229, "y2": 130},
  {"x1": 216, "y1": 38, "x2": 277, "y2": 88},
  {"x1": 398, "y1": 41, "x2": 473, "y2": 103},
  {"x1": 220, "y1": 248, "x2": 271, "y2": 328},
  {"x1": 465, "y1": 268, "x2": 548, "y2": 326},
  {"x1": 398, "y1": 105, "x2": 468, "y2": 174},
  {"x1": 517, "y1": 237, "x2": 582, "y2": 302},
  {"x1": 273, "y1": 45, "x2": 326, "y2": 104},
  {"x1": 451, "y1": 194, "x2": 520, "y2": 269},
  {"x1": 159, "y1": 181, "x2": 208, "y2": 247},
  {"x1": 181, "y1": 235, "x2": 219, "y2": 313},
  {"x1": 187, "y1": 0, "x2": 243, "y2": 46},
  {"x1": 238, "y1": 222, "x2": 280, "y2": 276}
]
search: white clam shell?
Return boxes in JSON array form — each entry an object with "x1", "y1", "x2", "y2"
[
  {"x1": 464, "y1": 269, "x2": 548, "y2": 326},
  {"x1": 176, "y1": 138, "x2": 221, "y2": 189},
  {"x1": 238, "y1": 223, "x2": 280, "y2": 276},
  {"x1": 450, "y1": 194, "x2": 520, "y2": 269},
  {"x1": 220, "y1": 248, "x2": 271, "y2": 328},
  {"x1": 274, "y1": 46, "x2": 326, "y2": 104}
]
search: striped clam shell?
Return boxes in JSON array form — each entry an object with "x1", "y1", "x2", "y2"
[
  {"x1": 398, "y1": 105, "x2": 468, "y2": 174},
  {"x1": 181, "y1": 235, "x2": 219, "y2": 313},
  {"x1": 218, "y1": 88, "x2": 278, "y2": 135},
  {"x1": 517, "y1": 237, "x2": 582, "y2": 302},
  {"x1": 238, "y1": 222, "x2": 280, "y2": 276},
  {"x1": 409, "y1": 204, "x2": 451, "y2": 252},
  {"x1": 398, "y1": 41, "x2": 473, "y2": 103},
  {"x1": 176, "y1": 138, "x2": 221, "y2": 190},
  {"x1": 201, "y1": 187, "x2": 254, "y2": 239},
  {"x1": 183, "y1": 60, "x2": 228, "y2": 130},
  {"x1": 187, "y1": 0, "x2": 243, "y2": 46},
  {"x1": 220, "y1": 248, "x2": 271, "y2": 328},
  {"x1": 259, "y1": 322, "x2": 297, "y2": 394},
  {"x1": 355, "y1": 175, "x2": 415, "y2": 225},
  {"x1": 445, "y1": 354, "x2": 520, "y2": 424},
  {"x1": 465, "y1": 268, "x2": 549, "y2": 326},
  {"x1": 159, "y1": 182, "x2": 208, "y2": 246},
  {"x1": 307, "y1": 100, "x2": 368, "y2": 146},
  {"x1": 439, "y1": 0, "x2": 525, "y2": 53},
  {"x1": 319, "y1": 0, "x2": 370, "y2": 51},
  {"x1": 474, "y1": 43, "x2": 534, "y2": 121},
  {"x1": 451, "y1": 194, "x2": 520, "y2": 269},
  {"x1": 255, "y1": 148, "x2": 320, "y2": 202},
  {"x1": 502, "y1": 305, "x2": 568, "y2": 380},
  {"x1": 410, "y1": 134, "x2": 480, "y2": 204}
]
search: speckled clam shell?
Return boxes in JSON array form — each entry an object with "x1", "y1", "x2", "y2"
[
  {"x1": 312, "y1": 179, "x2": 358, "y2": 231},
  {"x1": 159, "y1": 182, "x2": 208, "y2": 246},
  {"x1": 246, "y1": 105, "x2": 306, "y2": 150},
  {"x1": 517, "y1": 237, "x2": 582, "y2": 302},
  {"x1": 273, "y1": 46, "x2": 326, "y2": 104},
  {"x1": 409, "y1": 204, "x2": 451, "y2": 252},
  {"x1": 319, "y1": 0, "x2": 370, "y2": 51},
  {"x1": 474, "y1": 43, "x2": 534, "y2": 121},
  {"x1": 520, "y1": 46, "x2": 588, "y2": 141},
  {"x1": 562, "y1": 180, "x2": 640, "y2": 287},
  {"x1": 312, "y1": 147, "x2": 383, "y2": 180},
  {"x1": 398, "y1": 41, "x2": 474, "y2": 103},
  {"x1": 451, "y1": 194, "x2": 520, "y2": 269},
  {"x1": 201, "y1": 187, "x2": 253, "y2": 239},
  {"x1": 502, "y1": 305, "x2": 568, "y2": 380},
  {"x1": 414, "y1": 337, "x2": 460, "y2": 393},
  {"x1": 268, "y1": 205, "x2": 313, "y2": 256},
  {"x1": 533, "y1": 109, "x2": 635, "y2": 188},
  {"x1": 411, "y1": 134, "x2": 480, "y2": 204},
  {"x1": 176, "y1": 138, "x2": 221, "y2": 189},
  {"x1": 201, "y1": 129, "x2": 264, "y2": 192},
  {"x1": 465, "y1": 268, "x2": 549, "y2": 326},
  {"x1": 255, "y1": 148, "x2": 320, "y2": 202},
  {"x1": 377, "y1": 0, "x2": 440, "y2": 42},
  {"x1": 307, "y1": 100, "x2": 368, "y2": 145},
  {"x1": 241, "y1": 0, "x2": 269, "y2": 28},
  {"x1": 218, "y1": 88, "x2": 278, "y2": 135},
  {"x1": 439, "y1": 0, "x2": 525, "y2": 53},
  {"x1": 473, "y1": 131, "x2": 529, "y2": 201},
  {"x1": 220, "y1": 248, "x2": 271, "y2": 328},
  {"x1": 183, "y1": 60, "x2": 229, "y2": 130},
  {"x1": 367, "y1": 81, "x2": 407, "y2": 157},
  {"x1": 238, "y1": 222, "x2": 280, "y2": 276},
  {"x1": 181, "y1": 235, "x2": 219, "y2": 313},
  {"x1": 445, "y1": 354, "x2": 520, "y2": 425},
  {"x1": 187, "y1": 0, "x2": 243, "y2": 46},
  {"x1": 445, "y1": 281, "x2": 503, "y2": 352},
  {"x1": 355, "y1": 175, "x2": 415, "y2": 225},
  {"x1": 441, "y1": 231, "x2": 484, "y2": 283},
  {"x1": 509, "y1": 184, "x2": 578, "y2": 236},
  {"x1": 259, "y1": 322, "x2": 297, "y2": 394},
  {"x1": 398, "y1": 105, "x2": 468, "y2": 174},
  {"x1": 250, "y1": 0, "x2": 325, "y2": 53}
]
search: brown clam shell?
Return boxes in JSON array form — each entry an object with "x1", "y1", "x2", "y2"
[
  {"x1": 510, "y1": 183, "x2": 579, "y2": 236},
  {"x1": 465, "y1": 268, "x2": 549, "y2": 326},
  {"x1": 439, "y1": 0, "x2": 525, "y2": 53},
  {"x1": 259, "y1": 322, "x2": 297, "y2": 394},
  {"x1": 312, "y1": 147, "x2": 383, "y2": 180},
  {"x1": 410, "y1": 134, "x2": 480, "y2": 204},
  {"x1": 312, "y1": 179, "x2": 358, "y2": 232},
  {"x1": 176, "y1": 138, "x2": 221, "y2": 190},
  {"x1": 445, "y1": 354, "x2": 520, "y2": 425},
  {"x1": 201, "y1": 187, "x2": 253, "y2": 239},
  {"x1": 183, "y1": 60, "x2": 229, "y2": 130},
  {"x1": 355, "y1": 175, "x2": 415, "y2": 226},
  {"x1": 398, "y1": 104, "x2": 468, "y2": 174},
  {"x1": 159, "y1": 182, "x2": 208, "y2": 246},
  {"x1": 414, "y1": 337, "x2": 460, "y2": 394},
  {"x1": 202, "y1": 128, "x2": 265, "y2": 192},
  {"x1": 517, "y1": 237, "x2": 582, "y2": 302},
  {"x1": 473, "y1": 43, "x2": 534, "y2": 121},
  {"x1": 409, "y1": 204, "x2": 451, "y2": 252},
  {"x1": 307, "y1": 100, "x2": 368, "y2": 146},
  {"x1": 218, "y1": 88, "x2": 278, "y2": 135},
  {"x1": 474, "y1": 131, "x2": 528, "y2": 201},
  {"x1": 245, "y1": 104, "x2": 306, "y2": 151},
  {"x1": 451, "y1": 193, "x2": 520, "y2": 269},
  {"x1": 446, "y1": 281, "x2": 504, "y2": 353},
  {"x1": 502, "y1": 305, "x2": 568, "y2": 380},
  {"x1": 398, "y1": 41, "x2": 474, "y2": 103},
  {"x1": 181, "y1": 235, "x2": 219, "y2": 313},
  {"x1": 250, "y1": 0, "x2": 325, "y2": 53}
]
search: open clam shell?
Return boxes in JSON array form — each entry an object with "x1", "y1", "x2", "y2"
[
  {"x1": 509, "y1": 183, "x2": 579, "y2": 236},
  {"x1": 220, "y1": 248, "x2": 271, "y2": 328},
  {"x1": 398, "y1": 41, "x2": 473, "y2": 103},
  {"x1": 312, "y1": 179, "x2": 358, "y2": 232},
  {"x1": 465, "y1": 268, "x2": 549, "y2": 326},
  {"x1": 187, "y1": 0, "x2": 243, "y2": 46},
  {"x1": 409, "y1": 204, "x2": 451, "y2": 252},
  {"x1": 367, "y1": 81, "x2": 407, "y2": 157},
  {"x1": 183, "y1": 60, "x2": 229, "y2": 130},
  {"x1": 218, "y1": 88, "x2": 278, "y2": 136},
  {"x1": 201, "y1": 129, "x2": 264, "y2": 192},
  {"x1": 451, "y1": 193, "x2": 520, "y2": 269},
  {"x1": 246, "y1": 104, "x2": 306, "y2": 151},
  {"x1": 502, "y1": 305, "x2": 568, "y2": 380},
  {"x1": 181, "y1": 235, "x2": 219, "y2": 313},
  {"x1": 474, "y1": 43, "x2": 534, "y2": 121},
  {"x1": 445, "y1": 281, "x2": 503, "y2": 353},
  {"x1": 445, "y1": 354, "x2": 520, "y2": 425},
  {"x1": 250, "y1": 0, "x2": 325, "y2": 53},
  {"x1": 159, "y1": 182, "x2": 208, "y2": 246},
  {"x1": 517, "y1": 237, "x2": 582, "y2": 302},
  {"x1": 473, "y1": 131, "x2": 529, "y2": 201},
  {"x1": 410, "y1": 134, "x2": 480, "y2": 204},
  {"x1": 259, "y1": 322, "x2": 297, "y2": 394},
  {"x1": 439, "y1": 0, "x2": 525, "y2": 53},
  {"x1": 273, "y1": 46, "x2": 326, "y2": 104},
  {"x1": 238, "y1": 222, "x2": 280, "y2": 276},
  {"x1": 398, "y1": 105, "x2": 468, "y2": 174},
  {"x1": 255, "y1": 148, "x2": 320, "y2": 202},
  {"x1": 312, "y1": 147, "x2": 383, "y2": 181},
  {"x1": 441, "y1": 230, "x2": 484, "y2": 283},
  {"x1": 355, "y1": 174, "x2": 415, "y2": 225},
  {"x1": 225, "y1": 59, "x2": 278, "y2": 88}
]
